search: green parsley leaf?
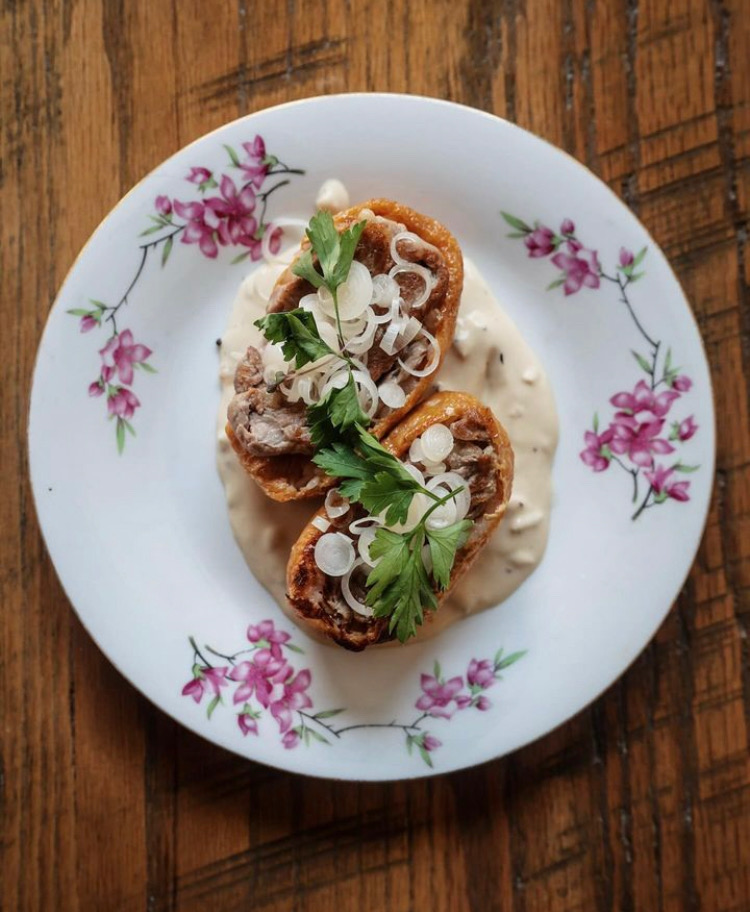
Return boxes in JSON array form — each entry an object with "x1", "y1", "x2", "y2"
[
  {"x1": 254, "y1": 309, "x2": 334, "y2": 369},
  {"x1": 292, "y1": 211, "x2": 367, "y2": 294},
  {"x1": 359, "y1": 472, "x2": 423, "y2": 526},
  {"x1": 426, "y1": 519, "x2": 473, "y2": 589},
  {"x1": 307, "y1": 372, "x2": 370, "y2": 447}
]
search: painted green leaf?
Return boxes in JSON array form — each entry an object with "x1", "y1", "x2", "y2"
[
  {"x1": 231, "y1": 251, "x2": 250, "y2": 265},
  {"x1": 419, "y1": 746, "x2": 434, "y2": 768},
  {"x1": 206, "y1": 694, "x2": 221, "y2": 719},
  {"x1": 89, "y1": 299, "x2": 108, "y2": 310},
  {"x1": 632, "y1": 246, "x2": 648, "y2": 267},
  {"x1": 161, "y1": 235, "x2": 173, "y2": 267},
  {"x1": 630, "y1": 271, "x2": 645, "y2": 282},
  {"x1": 495, "y1": 649, "x2": 527, "y2": 672},
  {"x1": 664, "y1": 347, "x2": 672, "y2": 374},
  {"x1": 313, "y1": 708, "x2": 344, "y2": 719},
  {"x1": 494, "y1": 647, "x2": 504, "y2": 666},
  {"x1": 223, "y1": 143, "x2": 240, "y2": 167},
  {"x1": 67, "y1": 307, "x2": 93, "y2": 317},
  {"x1": 285, "y1": 643, "x2": 304, "y2": 654},
  {"x1": 123, "y1": 419, "x2": 136, "y2": 437},
  {"x1": 506, "y1": 230, "x2": 527, "y2": 238},
  {"x1": 406, "y1": 735, "x2": 414, "y2": 756},
  {"x1": 116, "y1": 418, "x2": 126, "y2": 454},
  {"x1": 547, "y1": 277, "x2": 565, "y2": 291},
  {"x1": 500, "y1": 211, "x2": 531, "y2": 233},
  {"x1": 139, "y1": 361, "x2": 157, "y2": 374},
  {"x1": 674, "y1": 463, "x2": 700, "y2": 473},
  {"x1": 307, "y1": 729, "x2": 330, "y2": 745},
  {"x1": 433, "y1": 660, "x2": 441, "y2": 680},
  {"x1": 593, "y1": 412, "x2": 599, "y2": 433},
  {"x1": 631, "y1": 350, "x2": 652, "y2": 374},
  {"x1": 139, "y1": 224, "x2": 164, "y2": 237}
]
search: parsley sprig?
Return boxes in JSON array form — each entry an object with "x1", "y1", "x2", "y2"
[
  {"x1": 291, "y1": 210, "x2": 367, "y2": 347},
  {"x1": 314, "y1": 427, "x2": 473, "y2": 642},
  {"x1": 254, "y1": 211, "x2": 369, "y2": 445}
]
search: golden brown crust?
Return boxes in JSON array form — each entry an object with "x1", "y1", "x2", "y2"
[
  {"x1": 286, "y1": 391, "x2": 514, "y2": 650},
  {"x1": 227, "y1": 198, "x2": 464, "y2": 502}
]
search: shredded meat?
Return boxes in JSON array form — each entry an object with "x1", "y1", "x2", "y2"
[{"x1": 227, "y1": 355, "x2": 314, "y2": 457}]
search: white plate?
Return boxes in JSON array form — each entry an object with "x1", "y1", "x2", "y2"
[{"x1": 29, "y1": 94, "x2": 715, "y2": 780}]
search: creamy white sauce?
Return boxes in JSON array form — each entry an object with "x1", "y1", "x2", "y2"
[{"x1": 217, "y1": 253, "x2": 558, "y2": 642}]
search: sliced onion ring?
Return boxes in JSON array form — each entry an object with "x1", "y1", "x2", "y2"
[
  {"x1": 312, "y1": 516, "x2": 331, "y2": 533},
  {"x1": 427, "y1": 472, "x2": 471, "y2": 519},
  {"x1": 349, "y1": 516, "x2": 384, "y2": 534},
  {"x1": 341, "y1": 559, "x2": 373, "y2": 616},
  {"x1": 325, "y1": 489, "x2": 350, "y2": 519},
  {"x1": 314, "y1": 533, "x2": 355, "y2": 577},
  {"x1": 351, "y1": 369, "x2": 380, "y2": 418},
  {"x1": 397, "y1": 327, "x2": 441, "y2": 378},
  {"x1": 420, "y1": 423, "x2": 454, "y2": 462},
  {"x1": 378, "y1": 380, "x2": 406, "y2": 409}
]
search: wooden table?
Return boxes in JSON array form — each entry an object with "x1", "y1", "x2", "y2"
[{"x1": 3, "y1": 1, "x2": 749, "y2": 909}]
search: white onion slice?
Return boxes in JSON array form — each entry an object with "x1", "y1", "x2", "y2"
[
  {"x1": 299, "y1": 293, "x2": 319, "y2": 312},
  {"x1": 397, "y1": 327, "x2": 441, "y2": 377},
  {"x1": 320, "y1": 369, "x2": 350, "y2": 399},
  {"x1": 351, "y1": 369, "x2": 379, "y2": 418},
  {"x1": 357, "y1": 528, "x2": 379, "y2": 567},
  {"x1": 371, "y1": 274, "x2": 400, "y2": 307},
  {"x1": 380, "y1": 323, "x2": 401, "y2": 356},
  {"x1": 422, "y1": 461, "x2": 447, "y2": 476},
  {"x1": 314, "y1": 533, "x2": 355, "y2": 577},
  {"x1": 344, "y1": 308, "x2": 378, "y2": 354},
  {"x1": 312, "y1": 516, "x2": 331, "y2": 533},
  {"x1": 399, "y1": 316, "x2": 423, "y2": 347},
  {"x1": 378, "y1": 381, "x2": 406, "y2": 409},
  {"x1": 341, "y1": 559, "x2": 373, "y2": 617},
  {"x1": 420, "y1": 424, "x2": 454, "y2": 463},
  {"x1": 403, "y1": 463, "x2": 425, "y2": 487},
  {"x1": 349, "y1": 515, "x2": 385, "y2": 534},
  {"x1": 325, "y1": 489, "x2": 350, "y2": 519},
  {"x1": 389, "y1": 265, "x2": 433, "y2": 310},
  {"x1": 318, "y1": 261, "x2": 373, "y2": 320},
  {"x1": 427, "y1": 472, "x2": 471, "y2": 519},
  {"x1": 408, "y1": 438, "x2": 425, "y2": 464},
  {"x1": 425, "y1": 496, "x2": 457, "y2": 530}
]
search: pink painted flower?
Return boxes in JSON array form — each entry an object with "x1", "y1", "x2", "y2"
[
  {"x1": 282, "y1": 730, "x2": 300, "y2": 749},
  {"x1": 204, "y1": 175, "x2": 258, "y2": 248},
  {"x1": 88, "y1": 380, "x2": 104, "y2": 398},
  {"x1": 155, "y1": 195, "x2": 172, "y2": 216},
  {"x1": 270, "y1": 669, "x2": 313, "y2": 733},
  {"x1": 187, "y1": 167, "x2": 212, "y2": 185},
  {"x1": 551, "y1": 247, "x2": 601, "y2": 295},
  {"x1": 181, "y1": 666, "x2": 228, "y2": 704},
  {"x1": 107, "y1": 387, "x2": 140, "y2": 420},
  {"x1": 237, "y1": 712, "x2": 259, "y2": 736},
  {"x1": 476, "y1": 695, "x2": 491, "y2": 711},
  {"x1": 644, "y1": 465, "x2": 690, "y2": 502},
  {"x1": 99, "y1": 330, "x2": 153, "y2": 385},
  {"x1": 240, "y1": 136, "x2": 269, "y2": 187},
  {"x1": 678, "y1": 415, "x2": 698, "y2": 441},
  {"x1": 560, "y1": 218, "x2": 575, "y2": 236},
  {"x1": 80, "y1": 314, "x2": 97, "y2": 333},
  {"x1": 247, "y1": 619, "x2": 291, "y2": 660},
  {"x1": 610, "y1": 380, "x2": 679, "y2": 420},
  {"x1": 228, "y1": 649, "x2": 290, "y2": 708},
  {"x1": 580, "y1": 427, "x2": 615, "y2": 472},
  {"x1": 174, "y1": 199, "x2": 219, "y2": 258},
  {"x1": 415, "y1": 674, "x2": 466, "y2": 719},
  {"x1": 422, "y1": 735, "x2": 441, "y2": 752},
  {"x1": 524, "y1": 225, "x2": 555, "y2": 258},
  {"x1": 619, "y1": 247, "x2": 634, "y2": 267},
  {"x1": 610, "y1": 415, "x2": 675, "y2": 468},
  {"x1": 467, "y1": 658, "x2": 495, "y2": 690},
  {"x1": 673, "y1": 375, "x2": 692, "y2": 392}
]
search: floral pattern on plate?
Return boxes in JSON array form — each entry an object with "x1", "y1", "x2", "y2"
[
  {"x1": 68, "y1": 136, "x2": 304, "y2": 453},
  {"x1": 502, "y1": 212, "x2": 700, "y2": 519},
  {"x1": 183, "y1": 619, "x2": 525, "y2": 767}
]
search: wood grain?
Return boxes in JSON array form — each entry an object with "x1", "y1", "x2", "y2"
[{"x1": 2, "y1": 0, "x2": 749, "y2": 909}]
